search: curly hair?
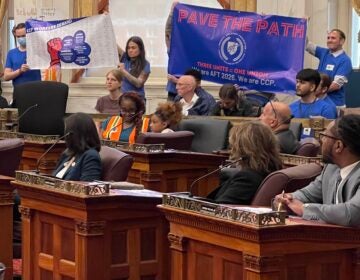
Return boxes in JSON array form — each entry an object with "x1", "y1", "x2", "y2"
[
  {"x1": 229, "y1": 121, "x2": 282, "y2": 174},
  {"x1": 153, "y1": 101, "x2": 183, "y2": 128}
]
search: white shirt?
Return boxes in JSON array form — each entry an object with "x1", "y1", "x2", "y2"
[{"x1": 180, "y1": 93, "x2": 199, "y2": 116}]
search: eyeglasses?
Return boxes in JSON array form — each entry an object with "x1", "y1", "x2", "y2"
[
  {"x1": 120, "y1": 109, "x2": 136, "y2": 116},
  {"x1": 319, "y1": 132, "x2": 341, "y2": 141}
]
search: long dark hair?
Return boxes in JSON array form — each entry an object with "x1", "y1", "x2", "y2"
[
  {"x1": 64, "y1": 113, "x2": 101, "y2": 156},
  {"x1": 125, "y1": 36, "x2": 147, "y2": 77}
]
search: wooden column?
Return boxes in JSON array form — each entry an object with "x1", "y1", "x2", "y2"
[
  {"x1": 19, "y1": 205, "x2": 33, "y2": 280},
  {"x1": 75, "y1": 220, "x2": 106, "y2": 279},
  {"x1": 168, "y1": 233, "x2": 188, "y2": 280}
]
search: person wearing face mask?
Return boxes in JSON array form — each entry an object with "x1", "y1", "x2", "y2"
[{"x1": 4, "y1": 23, "x2": 41, "y2": 87}]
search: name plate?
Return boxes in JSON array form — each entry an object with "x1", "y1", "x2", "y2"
[
  {"x1": 162, "y1": 193, "x2": 285, "y2": 227},
  {"x1": 101, "y1": 139, "x2": 165, "y2": 153},
  {"x1": 0, "y1": 130, "x2": 61, "y2": 144},
  {"x1": 280, "y1": 153, "x2": 323, "y2": 166},
  {"x1": 15, "y1": 171, "x2": 109, "y2": 196}
]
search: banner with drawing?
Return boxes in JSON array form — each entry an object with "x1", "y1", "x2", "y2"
[
  {"x1": 168, "y1": 3, "x2": 307, "y2": 93},
  {"x1": 25, "y1": 14, "x2": 118, "y2": 69}
]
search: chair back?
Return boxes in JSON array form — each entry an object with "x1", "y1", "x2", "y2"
[
  {"x1": 178, "y1": 118, "x2": 231, "y2": 153},
  {"x1": 136, "y1": 131, "x2": 194, "y2": 150},
  {"x1": 13, "y1": 81, "x2": 69, "y2": 135},
  {"x1": 251, "y1": 163, "x2": 322, "y2": 206},
  {"x1": 100, "y1": 146, "x2": 133, "y2": 181},
  {"x1": 289, "y1": 121, "x2": 303, "y2": 141},
  {"x1": 0, "y1": 138, "x2": 24, "y2": 176},
  {"x1": 295, "y1": 138, "x2": 320, "y2": 157}
]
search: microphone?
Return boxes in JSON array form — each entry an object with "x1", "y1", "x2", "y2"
[
  {"x1": 5, "y1": 103, "x2": 39, "y2": 130},
  {"x1": 103, "y1": 111, "x2": 144, "y2": 139},
  {"x1": 35, "y1": 131, "x2": 72, "y2": 174},
  {"x1": 188, "y1": 157, "x2": 245, "y2": 198}
]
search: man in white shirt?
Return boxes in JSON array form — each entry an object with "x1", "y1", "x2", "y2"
[{"x1": 174, "y1": 75, "x2": 215, "y2": 116}]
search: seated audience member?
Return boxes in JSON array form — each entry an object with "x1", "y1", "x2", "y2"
[
  {"x1": 101, "y1": 92, "x2": 149, "y2": 143},
  {"x1": 260, "y1": 101, "x2": 299, "y2": 154},
  {"x1": 315, "y1": 73, "x2": 337, "y2": 109},
  {"x1": 53, "y1": 113, "x2": 102, "y2": 181},
  {"x1": 210, "y1": 83, "x2": 254, "y2": 116},
  {"x1": 174, "y1": 75, "x2": 215, "y2": 116},
  {"x1": 207, "y1": 121, "x2": 282, "y2": 204},
  {"x1": 150, "y1": 101, "x2": 182, "y2": 133},
  {"x1": 95, "y1": 69, "x2": 122, "y2": 114},
  {"x1": 290, "y1": 68, "x2": 337, "y2": 119},
  {"x1": 275, "y1": 114, "x2": 360, "y2": 227}
]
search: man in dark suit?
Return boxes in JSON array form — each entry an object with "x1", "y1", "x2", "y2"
[
  {"x1": 276, "y1": 114, "x2": 360, "y2": 226},
  {"x1": 260, "y1": 101, "x2": 299, "y2": 154}
]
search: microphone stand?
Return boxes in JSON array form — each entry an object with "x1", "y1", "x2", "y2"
[
  {"x1": 103, "y1": 111, "x2": 144, "y2": 139},
  {"x1": 188, "y1": 157, "x2": 244, "y2": 198},
  {"x1": 5, "y1": 103, "x2": 39, "y2": 130},
  {"x1": 35, "y1": 132, "x2": 71, "y2": 174}
]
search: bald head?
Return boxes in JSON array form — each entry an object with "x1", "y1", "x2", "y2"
[
  {"x1": 259, "y1": 101, "x2": 292, "y2": 131},
  {"x1": 176, "y1": 75, "x2": 197, "y2": 100}
]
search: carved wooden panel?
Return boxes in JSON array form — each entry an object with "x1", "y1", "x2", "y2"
[{"x1": 187, "y1": 240, "x2": 243, "y2": 280}]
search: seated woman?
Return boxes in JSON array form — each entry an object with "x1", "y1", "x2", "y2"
[
  {"x1": 101, "y1": 92, "x2": 149, "y2": 143},
  {"x1": 207, "y1": 121, "x2": 282, "y2": 204},
  {"x1": 150, "y1": 101, "x2": 182, "y2": 133},
  {"x1": 209, "y1": 84, "x2": 254, "y2": 117},
  {"x1": 95, "y1": 69, "x2": 123, "y2": 114},
  {"x1": 53, "y1": 112, "x2": 102, "y2": 181}
]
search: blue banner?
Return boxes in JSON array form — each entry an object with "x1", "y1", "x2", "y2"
[{"x1": 168, "y1": 4, "x2": 307, "y2": 94}]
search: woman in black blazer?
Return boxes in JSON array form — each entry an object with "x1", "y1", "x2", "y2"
[
  {"x1": 53, "y1": 112, "x2": 102, "y2": 181},
  {"x1": 207, "y1": 121, "x2": 282, "y2": 205}
]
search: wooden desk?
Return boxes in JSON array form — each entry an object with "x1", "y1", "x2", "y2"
[
  {"x1": 0, "y1": 176, "x2": 14, "y2": 280},
  {"x1": 0, "y1": 131, "x2": 66, "y2": 174},
  {"x1": 124, "y1": 150, "x2": 227, "y2": 196},
  {"x1": 13, "y1": 174, "x2": 169, "y2": 280},
  {"x1": 160, "y1": 204, "x2": 360, "y2": 280}
]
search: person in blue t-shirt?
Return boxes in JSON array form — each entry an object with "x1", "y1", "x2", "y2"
[
  {"x1": 315, "y1": 73, "x2": 338, "y2": 112},
  {"x1": 306, "y1": 29, "x2": 352, "y2": 106},
  {"x1": 117, "y1": 36, "x2": 150, "y2": 99},
  {"x1": 290, "y1": 69, "x2": 337, "y2": 119},
  {"x1": 4, "y1": 23, "x2": 41, "y2": 87}
]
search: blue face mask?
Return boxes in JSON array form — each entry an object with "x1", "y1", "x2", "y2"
[{"x1": 17, "y1": 37, "x2": 26, "y2": 47}]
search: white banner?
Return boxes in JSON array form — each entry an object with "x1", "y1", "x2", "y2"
[{"x1": 26, "y1": 14, "x2": 119, "y2": 69}]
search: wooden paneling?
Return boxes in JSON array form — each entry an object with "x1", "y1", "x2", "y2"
[
  {"x1": 14, "y1": 179, "x2": 170, "y2": 280},
  {"x1": 0, "y1": 176, "x2": 14, "y2": 280},
  {"x1": 161, "y1": 205, "x2": 360, "y2": 280}
]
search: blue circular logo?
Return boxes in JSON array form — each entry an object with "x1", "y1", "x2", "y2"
[{"x1": 218, "y1": 33, "x2": 246, "y2": 65}]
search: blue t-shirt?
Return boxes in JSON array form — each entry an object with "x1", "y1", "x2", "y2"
[
  {"x1": 120, "y1": 56, "x2": 150, "y2": 97},
  {"x1": 5, "y1": 48, "x2": 41, "y2": 86},
  {"x1": 290, "y1": 99, "x2": 337, "y2": 119},
  {"x1": 315, "y1": 46, "x2": 352, "y2": 106}
]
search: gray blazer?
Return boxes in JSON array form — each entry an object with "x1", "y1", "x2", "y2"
[{"x1": 292, "y1": 162, "x2": 360, "y2": 227}]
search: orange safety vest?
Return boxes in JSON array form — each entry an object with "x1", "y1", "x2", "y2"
[{"x1": 102, "y1": 115, "x2": 150, "y2": 144}]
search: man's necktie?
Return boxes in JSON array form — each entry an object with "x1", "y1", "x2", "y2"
[{"x1": 335, "y1": 172, "x2": 343, "y2": 204}]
